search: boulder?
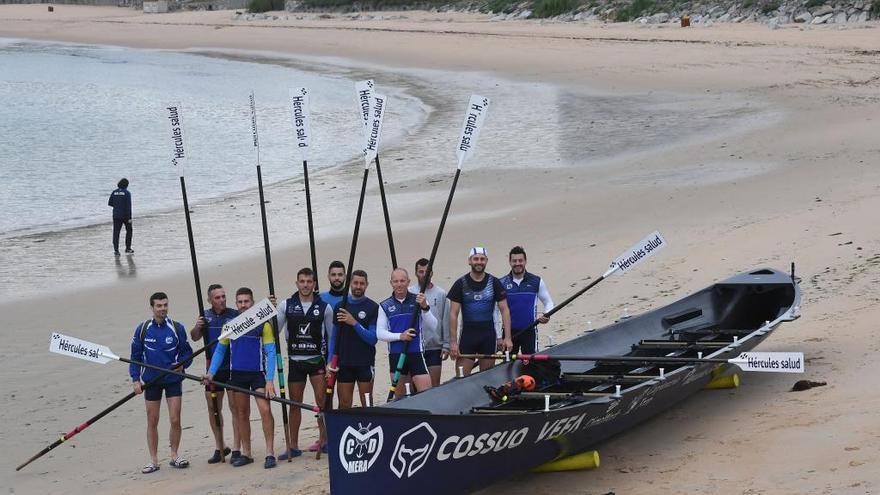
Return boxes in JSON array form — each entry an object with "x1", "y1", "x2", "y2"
[
  {"x1": 853, "y1": 10, "x2": 869, "y2": 22},
  {"x1": 794, "y1": 11, "x2": 813, "y2": 22},
  {"x1": 810, "y1": 5, "x2": 833, "y2": 16},
  {"x1": 768, "y1": 18, "x2": 780, "y2": 28},
  {"x1": 517, "y1": 9, "x2": 531, "y2": 18},
  {"x1": 719, "y1": 12, "x2": 730, "y2": 21},
  {"x1": 649, "y1": 12, "x2": 669, "y2": 23},
  {"x1": 833, "y1": 11, "x2": 847, "y2": 23},
  {"x1": 811, "y1": 12, "x2": 833, "y2": 23}
]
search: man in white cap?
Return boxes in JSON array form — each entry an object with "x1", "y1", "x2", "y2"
[{"x1": 448, "y1": 247, "x2": 512, "y2": 376}]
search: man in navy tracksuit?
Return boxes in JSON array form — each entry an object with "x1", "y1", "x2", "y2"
[
  {"x1": 130, "y1": 292, "x2": 193, "y2": 474},
  {"x1": 377, "y1": 268, "x2": 437, "y2": 398},
  {"x1": 501, "y1": 246, "x2": 555, "y2": 354},
  {"x1": 327, "y1": 269, "x2": 378, "y2": 409},
  {"x1": 108, "y1": 178, "x2": 133, "y2": 256}
]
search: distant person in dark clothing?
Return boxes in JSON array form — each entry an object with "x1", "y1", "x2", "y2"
[{"x1": 109, "y1": 178, "x2": 133, "y2": 256}]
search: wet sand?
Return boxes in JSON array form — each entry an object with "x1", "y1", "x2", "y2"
[{"x1": 2, "y1": 6, "x2": 879, "y2": 495}]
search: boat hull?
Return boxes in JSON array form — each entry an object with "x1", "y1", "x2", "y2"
[{"x1": 324, "y1": 268, "x2": 800, "y2": 494}]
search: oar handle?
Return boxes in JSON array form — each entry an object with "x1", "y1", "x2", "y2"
[
  {"x1": 459, "y1": 353, "x2": 730, "y2": 364},
  {"x1": 121, "y1": 355, "x2": 320, "y2": 412}
]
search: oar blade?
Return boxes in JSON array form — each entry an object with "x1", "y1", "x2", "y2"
[
  {"x1": 607, "y1": 230, "x2": 667, "y2": 277},
  {"x1": 729, "y1": 352, "x2": 805, "y2": 373},
  {"x1": 289, "y1": 87, "x2": 311, "y2": 161},
  {"x1": 455, "y1": 94, "x2": 490, "y2": 168},
  {"x1": 363, "y1": 93, "x2": 387, "y2": 166},
  {"x1": 219, "y1": 298, "x2": 278, "y2": 341},
  {"x1": 49, "y1": 332, "x2": 116, "y2": 364}
]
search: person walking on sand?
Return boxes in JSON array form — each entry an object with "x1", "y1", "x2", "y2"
[
  {"x1": 108, "y1": 178, "x2": 133, "y2": 256},
  {"x1": 130, "y1": 292, "x2": 193, "y2": 474}
]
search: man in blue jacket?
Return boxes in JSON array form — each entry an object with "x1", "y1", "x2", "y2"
[
  {"x1": 327, "y1": 270, "x2": 378, "y2": 409},
  {"x1": 130, "y1": 292, "x2": 193, "y2": 474},
  {"x1": 108, "y1": 178, "x2": 133, "y2": 256}
]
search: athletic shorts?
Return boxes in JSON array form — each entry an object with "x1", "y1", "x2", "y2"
[
  {"x1": 423, "y1": 349, "x2": 443, "y2": 368},
  {"x1": 337, "y1": 365, "x2": 374, "y2": 383},
  {"x1": 388, "y1": 352, "x2": 428, "y2": 376},
  {"x1": 206, "y1": 369, "x2": 231, "y2": 391},
  {"x1": 459, "y1": 328, "x2": 497, "y2": 356},
  {"x1": 288, "y1": 360, "x2": 326, "y2": 383},
  {"x1": 227, "y1": 371, "x2": 267, "y2": 392},
  {"x1": 511, "y1": 328, "x2": 538, "y2": 355},
  {"x1": 144, "y1": 381, "x2": 183, "y2": 401}
]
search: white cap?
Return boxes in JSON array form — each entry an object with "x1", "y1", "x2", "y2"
[{"x1": 469, "y1": 247, "x2": 488, "y2": 257}]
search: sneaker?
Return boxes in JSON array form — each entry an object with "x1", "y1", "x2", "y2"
[
  {"x1": 208, "y1": 447, "x2": 231, "y2": 464},
  {"x1": 230, "y1": 450, "x2": 241, "y2": 461},
  {"x1": 114, "y1": 251, "x2": 121, "y2": 257},
  {"x1": 307, "y1": 440, "x2": 321, "y2": 452},
  {"x1": 277, "y1": 448, "x2": 302, "y2": 460},
  {"x1": 231, "y1": 455, "x2": 253, "y2": 467},
  {"x1": 125, "y1": 248, "x2": 134, "y2": 254},
  {"x1": 264, "y1": 456, "x2": 277, "y2": 469}
]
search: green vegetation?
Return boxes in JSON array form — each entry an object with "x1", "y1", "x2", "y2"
[
  {"x1": 871, "y1": 0, "x2": 880, "y2": 15},
  {"x1": 248, "y1": 0, "x2": 284, "y2": 12},
  {"x1": 530, "y1": 0, "x2": 579, "y2": 17},
  {"x1": 803, "y1": 0, "x2": 825, "y2": 8},
  {"x1": 613, "y1": 0, "x2": 655, "y2": 21},
  {"x1": 759, "y1": 0, "x2": 780, "y2": 12},
  {"x1": 741, "y1": 0, "x2": 755, "y2": 8}
]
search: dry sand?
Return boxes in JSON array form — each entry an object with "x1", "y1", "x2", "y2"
[{"x1": 2, "y1": 5, "x2": 879, "y2": 494}]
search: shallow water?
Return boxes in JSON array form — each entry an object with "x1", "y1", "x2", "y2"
[{"x1": 0, "y1": 41, "x2": 779, "y2": 299}]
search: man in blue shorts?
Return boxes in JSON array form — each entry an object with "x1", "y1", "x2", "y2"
[
  {"x1": 327, "y1": 269, "x2": 378, "y2": 408},
  {"x1": 448, "y1": 247, "x2": 512, "y2": 376},
  {"x1": 409, "y1": 258, "x2": 449, "y2": 387},
  {"x1": 130, "y1": 292, "x2": 193, "y2": 474},
  {"x1": 379, "y1": 268, "x2": 437, "y2": 398},
  {"x1": 190, "y1": 283, "x2": 240, "y2": 464},
  {"x1": 203, "y1": 288, "x2": 277, "y2": 469},
  {"x1": 275, "y1": 267, "x2": 334, "y2": 458},
  {"x1": 501, "y1": 246, "x2": 555, "y2": 354}
]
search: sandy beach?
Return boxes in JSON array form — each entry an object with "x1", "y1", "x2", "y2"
[{"x1": 2, "y1": 5, "x2": 879, "y2": 494}]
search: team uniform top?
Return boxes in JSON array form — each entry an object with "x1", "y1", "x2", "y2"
[
  {"x1": 277, "y1": 293, "x2": 334, "y2": 365},
  {"x1": 407, "y1": 283, "x2": 449, "y2": 351},
  {"x1": 202, "y1": 307, "x2": 239, "y2": 372},
  {"x1": 108, "y1": 187, "x2": 132, "y2": 219},
  {"x1": 207, "y1": 322, "x2": 277, "y2": 380},
  {"x1": 448, "y1": 273, "x2": 507, "y2": 334},
  {"x1": 129, "y1": 317, "x2": 193, "y2": 384},
  {"x1": 320, "y1": 288, "x2": 346, "y2": 314},
  {"x1": 327, "y1": 296, "x2": 378, "y2": 367},
  {"x1": 499, "y1": 272, "x2": 555, "y2": 332},
  {"x1": 376, "y1": 292, "x2": 438, "y2": 354}
]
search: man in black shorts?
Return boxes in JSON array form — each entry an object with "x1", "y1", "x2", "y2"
[
  {"x1": 378, "y1": 268, "x2": 437, "y2": 398},
  {"x1": 327, "y1": 270, "x2": 378, "y2": 408},
  {"x1": 275, "y1": 268, "x2": 334, "y2": 458},
  {"x1": 190, "y1": 284, "x2": 240, "y2": 463},
  {"x1": 130, "y1": 292, "x2": 193, "y2": 474},
  {"x1": 409, "y1": 258, "x2": 450, "y2": 387},
  {"x1": 448, "y1": 247, "x2": 512, "y2": 376}
]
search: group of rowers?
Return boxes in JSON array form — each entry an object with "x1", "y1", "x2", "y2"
[{"x1": 128, "y1": 245, "x2": 554, "y2": 474}]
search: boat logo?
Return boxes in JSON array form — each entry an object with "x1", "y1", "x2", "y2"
[
  {"x1": 339, "y1": 423, "x2": 384, "y2": 474},
  {"x1": 313, "y1": 308, "x2": 320, "y2": 316},
  {"x1": 390, "y1": 422, "x2": 437, "y2": 479},
  {"x1": 358, "y1": 311, "x2": 367, "y2": 319}
]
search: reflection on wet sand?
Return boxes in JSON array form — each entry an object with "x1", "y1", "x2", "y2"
[{"x1": 114, "y1": 255, "x2": 137, "y2": 279}]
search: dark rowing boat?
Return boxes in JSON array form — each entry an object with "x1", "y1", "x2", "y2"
[{"x1": 324, "y1": 267, "x2": 801, "y2": 494}]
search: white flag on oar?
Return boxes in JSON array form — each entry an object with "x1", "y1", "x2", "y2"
[
  {"x1": 456, "y1": 94, "x2": 490, "y2": 168},
  {"x1": 607, "y1": 231, "x2": 667, "y2": 277},
  {"x1": 730, "y1": 351, "x2": 804, "y2": 373},
  {"x1": 363, "y1": 93, "x2": 387, "y2": 166},
  {"x1": 355, "y1": 79, "x2": 375, "y2": 131},
  {"x1": 50, "y1": 332, "x2": 118, "y2": 364},
  {"x1": 221, "y1": 298, "x2": 278, "y2": 340},
  {"x1": 289, "y1": 87, "x2": 312, "y2": 161},
  {"x1": 166, "y1": 104, "x2": 187, "y2": 177}
]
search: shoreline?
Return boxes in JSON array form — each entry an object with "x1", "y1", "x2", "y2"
[{"x1": 3, "y1": 5, "x2": 880, "y2": 495}]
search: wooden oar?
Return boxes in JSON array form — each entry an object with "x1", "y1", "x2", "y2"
[
  {"x1": 164, "y1": 104, "x2": 222, "y2": 430},
  {"x1": 387, "y1": 95, "x2": 491, "y2": 402}
]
